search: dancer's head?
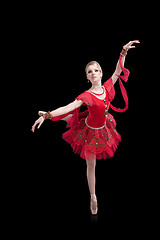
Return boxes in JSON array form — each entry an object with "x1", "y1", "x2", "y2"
[{"x1": 85, "y1": 61, "x2": 103, "y2": 83}]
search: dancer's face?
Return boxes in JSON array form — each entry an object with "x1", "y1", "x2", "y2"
[{"x1": 86, "y1": 65, "x2": 103, "y2": 83}]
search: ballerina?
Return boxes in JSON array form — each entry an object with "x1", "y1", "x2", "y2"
[{"x1": 32, "y1": 40, "x2": 140, "y2": 215}]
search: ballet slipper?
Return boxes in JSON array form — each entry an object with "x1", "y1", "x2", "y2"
[{"x1": 90, "y1": 195, "x2": 98, "y2": 215}]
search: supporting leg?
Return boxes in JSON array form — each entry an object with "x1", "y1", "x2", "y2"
[
  {"x1": 85, "y1": 150, "x2": 98, "y2": 214},
  {"x1": 86, "y1": 155, "x2": 96, "y2": 196}
]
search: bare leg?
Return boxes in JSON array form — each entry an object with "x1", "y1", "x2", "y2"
[
  {"x1": 86, "y1": 152, "x2": 96, "y2": 196},
  {"x1": 85, "y1": 150, "x2": 98, "y2": 214}
]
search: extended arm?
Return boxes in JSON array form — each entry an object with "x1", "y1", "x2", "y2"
[
  {"x1": 111, "y1": 40, "x2": 140, "y2": 85},
  {"x1": 31, "y1": 99, "x2": 83, "y2": 132},
  {"x1": 50, "y1": 99, "x2": 83, "y2": 118}
]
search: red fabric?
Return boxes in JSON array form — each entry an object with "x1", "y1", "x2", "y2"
[
  {"x1": 62, "y1": 88, "x2": 122, "y2": 160},
  {"x1": 62, "y1": 112, "x2": 121, "y2": 160},
  {"x1": 109, "y1": 55, "x2": 130, "y2": 112},
  {"x1": 75, "y1": 91, "x2": 109, "y2": 128},
  {"x1": 103, "y1": 78, "x2": 115, "y2": 102},
  {"x1": 51, "y1": 55, "x2": 129, "y2": 160},
  {"x1": 51, "y1": 111, "x2": 75, "y2": 121}
]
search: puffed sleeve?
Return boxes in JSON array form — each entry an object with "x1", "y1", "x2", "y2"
[
  {"x1": 75, "y1": 91, "x2": 93, "y2": 106},
  {"x1": 103, "y1": 77, "x2": 115, "y2": 102}
]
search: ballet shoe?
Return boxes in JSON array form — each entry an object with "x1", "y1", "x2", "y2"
[{"x1": 90, "y1": 196, "x2": 98, "y2": 215}]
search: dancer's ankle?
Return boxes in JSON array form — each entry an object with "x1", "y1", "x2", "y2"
[{"x1": 91, "y1": 194, "x2": 97, "y2": 201}]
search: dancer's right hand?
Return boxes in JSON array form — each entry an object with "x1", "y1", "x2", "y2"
[{"x1": 31, "y1": 116, "x2": 44, "y2": 132}]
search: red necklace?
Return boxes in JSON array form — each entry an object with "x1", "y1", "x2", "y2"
[{"x1": 89, "y1": 86, "x2": 105, "y2": 96}]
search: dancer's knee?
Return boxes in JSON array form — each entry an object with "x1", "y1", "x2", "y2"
[{"x1": 85, "y1": 150, "x2": 96, "y2": 161}]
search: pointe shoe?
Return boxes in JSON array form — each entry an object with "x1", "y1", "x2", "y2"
[{"x1": 90, "y1": 196, "x2": 98, "y2": 215}]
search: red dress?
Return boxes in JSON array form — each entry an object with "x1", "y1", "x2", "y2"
[{"x1": 51, "y1": 56, "x2": 129, "y2": 160}]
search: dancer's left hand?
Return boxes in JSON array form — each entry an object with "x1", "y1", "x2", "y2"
[{"x1": 123, "y1": 40, "x2": 140, "y2": 50}]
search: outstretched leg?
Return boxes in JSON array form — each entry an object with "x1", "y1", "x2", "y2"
[{"x1": 85, "y1": 150, "x2": 97, "y2": 214}]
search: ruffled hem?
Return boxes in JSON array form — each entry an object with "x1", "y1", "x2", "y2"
[
  {"x1": 62, "y1": 113, "x2": 121, "y2": 160},
  {"x1": 62, "y1": 131, "x2": 121, "y2": 160}
]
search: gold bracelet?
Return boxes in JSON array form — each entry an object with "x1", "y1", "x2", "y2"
[
  {"x1": 39, "y1": 111, "x2": 52, "y2": 120},
  {"x1": 120, "y1": 48, "x2": 128, "y2": 56},
  {"x1": 120, "y1": 53, "x2": 126, "y2": 57},
  {"x1": 43, "y1": 111, "x2": 52, "y2": 120},
  {"x1": 123, "y1": 46, "x2": 128, "y2": 51}
]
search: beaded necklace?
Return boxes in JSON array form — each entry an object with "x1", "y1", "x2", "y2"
[{"x1": 89, "y1": 86, "x2": 105, "y2": 96}]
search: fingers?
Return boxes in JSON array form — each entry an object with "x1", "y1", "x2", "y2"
[
  {"x1": 124, "y1": 40, "x2": 140, "y2": 50},
  {"x1": 129, "y1": 46, "x2": 136, "y2": 48},
  {"x1": 31, "y1": 123, "x2": 36, "y2": 132},
  {"x1": 31, "y1": 117, "x2": 44, "y2": 132},
  {"x1": 130, "y1": 40, "x2": 140, "y2": 44},
  {"x1": 37, "y1": 120, "x2": 43, "y2": 129},
  {"x1": 130, "y1": 40, "x2": 140, "y2": 46},
  {"x1": 31, "y1": 120, "x2": 39, "y2": 132}
]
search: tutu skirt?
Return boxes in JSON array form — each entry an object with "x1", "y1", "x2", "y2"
[{"x1": 62, "y1": 111, "x2": 121, "y2": 160}]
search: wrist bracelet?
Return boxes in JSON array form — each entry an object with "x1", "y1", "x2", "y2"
[
  {"x1": 123, "y1": 46, "x2": 128, "y2": 51},
  {"x1": 43, "y1": 111, "x2": 52, "y2": 120},
  {"x1": 120, "y1": 48, "x2": 128, "y2": 57},
  {"x1": 39, "y1": 111, "x2": 52, "y2": 120}
]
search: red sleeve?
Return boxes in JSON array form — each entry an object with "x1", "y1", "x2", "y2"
[
  {"x1": 51, "y1": 111, "x2": 75, "y2": 121},
  {"x1": 75, "y1": 91, "x2": 93, "y2": 106},
  {"x1": 103, "y1": 55, "x2": 130, "y2": 113},
  {"x1": 103, "y1": 77, "x2": 115, "y2": 102}
]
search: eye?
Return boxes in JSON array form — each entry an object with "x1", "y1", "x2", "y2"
[
  {"x1": 88, "y1": 70, "x2": 92, "y2": 74},
  {"x1": 95, "y1": 69, "x2": 99, "y2": 72}
]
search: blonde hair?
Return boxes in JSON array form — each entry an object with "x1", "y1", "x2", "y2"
[{"x1": 85, "y1": 61, "x2": 102, "y2": 74}]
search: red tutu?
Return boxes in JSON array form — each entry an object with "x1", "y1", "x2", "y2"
[{"x1": 62, "y1": 111, "x2": 121, "y2": 160}]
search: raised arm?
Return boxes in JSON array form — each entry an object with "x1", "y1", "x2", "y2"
[
  {"x1": 111, "y1": 40, "x2": 140, "y2": 85},
  {"x1": 31, "y1": 99, "x2": 83, "y2": 132}
]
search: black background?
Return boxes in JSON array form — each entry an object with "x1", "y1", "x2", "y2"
[{"x1": 16, "y1": 1, "x2": 156, "y2": 235}]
